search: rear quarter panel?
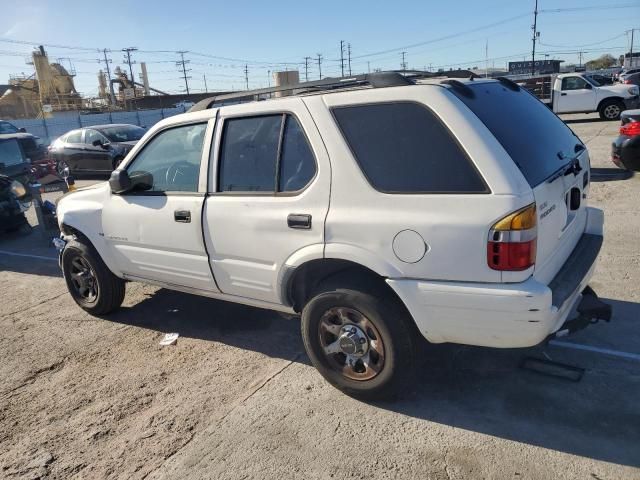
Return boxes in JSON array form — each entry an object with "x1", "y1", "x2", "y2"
[{"x1": 304, "y1": 86, "x2": 533, "y2": 283}]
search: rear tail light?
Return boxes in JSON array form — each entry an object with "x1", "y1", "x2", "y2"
[
  {"x1": 487, "y1": 204, "x2": 537, "y2": 271},
  {"x1": 620, "y1": 121, "x2": 640, "y2": 137}
]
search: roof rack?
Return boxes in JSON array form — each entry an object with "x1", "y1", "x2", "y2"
[{"x1": 189, "y1": 69, "x2": 478, "y2": 111}]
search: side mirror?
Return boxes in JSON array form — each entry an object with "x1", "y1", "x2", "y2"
[
  {"x1": 109, "y1": 169, "x2": 153, "y2": 194},
  {"x1": 92, "y1": 139, "x2": 102, "y2": 147},
  {"x1": 18, "y1": 127, "x2": 26, "y2": 133}
]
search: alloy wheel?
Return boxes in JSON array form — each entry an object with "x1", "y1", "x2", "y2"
[{"x1": 318, "y1": 307, "x2": 386, "y2": 381}]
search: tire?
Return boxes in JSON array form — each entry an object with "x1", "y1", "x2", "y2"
[
  {"x1": 598, "y1": 100, "x2": 624, "y2": 121},
  {"x1": 56, "y1": 158, "x2": 69, "y2": 177},
  {"x1": 301, "y1": 280, "x2": 417, "y2": 399},
  {"x1": 61, "y1": 239, "x2": 125, "y2": 315}
]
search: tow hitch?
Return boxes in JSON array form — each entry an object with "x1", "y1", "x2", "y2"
[{"x1": 554, "y1": 286, "x2": 612, "y2": 338}]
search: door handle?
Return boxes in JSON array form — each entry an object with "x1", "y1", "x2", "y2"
[
  {"x1": 174, "y1": 210, "x2": 191, "y2": 223},
  {"x1": 287, "y1": 213, "x2": 311, "y2": 229},
  {"x1": 561, "y1": 92, "x2": 567, "y2": 96}
]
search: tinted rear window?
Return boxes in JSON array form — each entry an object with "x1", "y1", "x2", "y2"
[
  {"x1": 332, "y1": 102, "x2": 487, "y2": 193},
  {"x1": 450, "y1": 82, "x2": 581, "y2": 186}
]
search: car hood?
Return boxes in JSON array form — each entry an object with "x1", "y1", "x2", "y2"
[{"x1": 598, "y1": 84, "x2": 638, "y2": 96}]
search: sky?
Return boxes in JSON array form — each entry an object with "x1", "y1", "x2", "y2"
[{"x1": 0, "y1": 0, "x2": 638, "y2": 97}]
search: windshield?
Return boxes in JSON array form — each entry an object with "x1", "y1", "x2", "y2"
[
  {"x1": 0, "y1": 121, "x2": 20, "y2": 134},
  {"x1": 98, "y1": 125, "x2": 145, "y2": 142},
  {"x1": 0, "y1": 139, "x2": 26, "y2": 167},
  {"x1": 450, "y1": 82, "x2": 582, "y2": 187},
  {"x1": 585, "y1": 76, "x2": 600, "y2": 86}
]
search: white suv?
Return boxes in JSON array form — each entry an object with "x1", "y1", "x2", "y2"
[{"x1": 56, "y1": 73, "x2": 610, "y2": 398}]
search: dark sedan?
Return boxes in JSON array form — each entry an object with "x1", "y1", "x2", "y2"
[
  {"x1": 49, "y1": 124, "x2": 145, "y2": 175},
  {"x1": 612, "y1": 109, "x2": 640, "y2": 171}
]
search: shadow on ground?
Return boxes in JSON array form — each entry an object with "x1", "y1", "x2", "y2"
[
  {"x1": 104, "y1": 289, "x2": 640, "y2": 468},
  {"x1": 590, "y1": 167, "x2": 634, "y2": 182},
  {"x1": 564, "y1": 117, "x2": 610, "y2": 124},
  {"x1": 0, "y1": 227, "x2": 61, "y2": 278}
]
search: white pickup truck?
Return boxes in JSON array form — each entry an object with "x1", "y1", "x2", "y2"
[{"x1": 518, "y1": 73, "x2": 639, "y2": 120}]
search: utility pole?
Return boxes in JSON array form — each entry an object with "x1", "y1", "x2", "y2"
[
  {"x1": 98, "y1": 48, "x2": 116, "y2": 105},
  {"x1": 304, "y1": 56, "x2": 311, "y2": 82},
  {"x1": 630, "y1": 29, "x2": 635, "y2": 67},
  {"x1": 122, "y1": 47, "x2": 138, "y2": 95},
  {"x1": 578, "y1": 51, "x2": 584, "y2": 68},
  {"x1": 485, "y1": 39, "x2": 489, "y2": 78},
  {"x1": 340, "y1": 40, "x2": 345, "y2": 77},
  {"x1": 367, "y1": 61, "x2": 371, "y2": 73},
  {"x1": 203, "y1": 74, "x2": 208, "y2": 93},
  {"x1": 401, "y1": 51, "x2": 407, "y2": 71},
  {"x1": 244, "y1": 64, "x2": 249, "y2": 90},
  {"x1": 531, "y1": 0, "x2": 539, "y2": 75},
  {"x1": 176, "y1": 51, "x2": 191, "y2": 94},
  {"x1": 347, "y1": 43, "x2": 352, "y2": 76},
  {"x1": 317, "y1": 53, "x2": 323, "y2": 79}
]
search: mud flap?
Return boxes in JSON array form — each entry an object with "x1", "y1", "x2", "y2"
[{"x1": 554, "y1": 286, "x2": 612, "y2": 338}]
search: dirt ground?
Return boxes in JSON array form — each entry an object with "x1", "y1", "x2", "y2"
[{"x1": 1, "y1": 113, "x2": 639, "y2": 480}]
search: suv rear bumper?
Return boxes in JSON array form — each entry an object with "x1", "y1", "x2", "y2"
[{"x1": 388, "y1": 207, "x2": 605, "y2": 348}]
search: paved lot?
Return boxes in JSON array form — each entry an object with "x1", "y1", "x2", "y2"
[{"x1": 1, "y1": 113, "x2": 639, "y2": 480}]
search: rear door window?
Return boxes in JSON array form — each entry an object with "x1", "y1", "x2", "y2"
[
  {"x1": 332, "y1": 102, "x2": 487, "y2": 193},
  {"x1": 449, "y1": 82, "x2": 581, "y2": 186},
  {"x1": 218, "y1": 114, "x2": 317, "y2": 193}
]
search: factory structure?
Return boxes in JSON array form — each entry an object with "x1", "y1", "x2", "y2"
[
  {"x1": 0, "y1": 46, "x2": 216, "y2": 119},
  {"x1": 0, "y1": 46, "x2": 82, "y2": 118}
]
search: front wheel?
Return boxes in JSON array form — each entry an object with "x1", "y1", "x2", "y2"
[
  {"x1": 56, "y1": 158, "x2": 69, "y2": 177},
  {"x1": 599, "y1": 100, "x2": 624, "y2": 121},
  {"x1": 61, "y1": 239, "x2": 125, "y2": 315},
  {"x1": 301, "y1": 285, "x2": 417, "y2": 399}
]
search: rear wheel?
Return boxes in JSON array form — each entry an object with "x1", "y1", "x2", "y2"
[
  {"x1": 598, "y1": 100, "x2": 624, "y2": 121},
  {"x1": 62, "y1": 239, "x2": 125, "y2": 315},
  {"x1": 301, "y1": 281, "x2": 417, "y2": 399}
]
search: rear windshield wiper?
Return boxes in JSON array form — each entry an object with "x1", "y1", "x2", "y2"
[{"x1": 546, "y1": 145, "x2": 584, "y2": 183}]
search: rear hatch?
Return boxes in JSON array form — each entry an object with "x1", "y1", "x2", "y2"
[{"x1": 450, "y1": 80, "x2": 590, "y2": 284}]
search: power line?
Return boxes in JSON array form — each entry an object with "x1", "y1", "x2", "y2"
[
  {"x1": 538, "y1": 3, "x2": 638, "y2": 14},
  {"x1": 538, "y1": 33, "x2": 627, "y2": 49}
]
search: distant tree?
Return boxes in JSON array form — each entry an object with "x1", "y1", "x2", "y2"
[{"x1": 585, "y1": 54, "x2": 617, "y2": 70}]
